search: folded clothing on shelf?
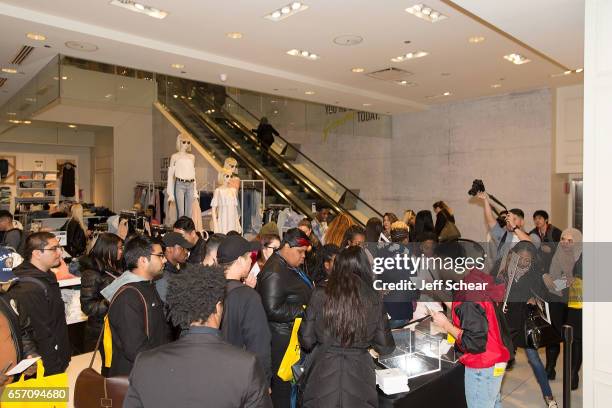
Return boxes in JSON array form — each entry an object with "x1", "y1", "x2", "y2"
[
  {"x1": 20, "y1": 192, "x2": 33, "y2": 198},
  {"x1": 45, "y1": 182, "x2": 57, "y2": 189},
  {"x1": 32, "y1": 172, "x2": 44, "y2": 180},
  {"x1": 45, "y1": 173, "x2": 57, "y2": 181}
]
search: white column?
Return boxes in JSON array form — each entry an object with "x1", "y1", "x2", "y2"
[{"x1": 583, "y1": 0, "x2": 612, "y2": 406}]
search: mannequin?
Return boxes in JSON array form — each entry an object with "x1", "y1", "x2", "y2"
[
  {"x1": 223, "y1": 157, "x2": 238, "y2": 177},
  {"x1": 211, "y1": 169, "x2": 241, "y2": 234},
  {"x1": 167, "y1": 134, "x2": 198, "y2": 219}
]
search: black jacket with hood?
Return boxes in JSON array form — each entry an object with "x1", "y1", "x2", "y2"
[{"x1": 7, "y1": 262, "x2": 71, "y2": 375}]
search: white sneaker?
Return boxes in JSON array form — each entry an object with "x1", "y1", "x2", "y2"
[{"x1": 546, "y1": 399, "x2": 558, "y2": 408}]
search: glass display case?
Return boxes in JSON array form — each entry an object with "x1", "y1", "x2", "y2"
[{"x1": 378, "y1": 326, "x2": 442, "y2": 380}]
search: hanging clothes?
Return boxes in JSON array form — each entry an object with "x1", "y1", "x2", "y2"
[{"x1": 61, "y1": 163, "x2": 76, "y2": 197}]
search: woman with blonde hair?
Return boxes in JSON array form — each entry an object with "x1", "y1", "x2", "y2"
[
  {"x1": 403, "y1": 210, "x2": 416, "y2": 241},
  {"x1": 323, "y1": 213, "x2": 355, "y2": 247},
  {"x1": 65, "y1": 203, "x2": 88, "y2": 257}
]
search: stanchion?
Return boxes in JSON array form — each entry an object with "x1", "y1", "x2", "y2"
[{"x1": 563, "y1": 324, "x2": 574, "y2": 408}]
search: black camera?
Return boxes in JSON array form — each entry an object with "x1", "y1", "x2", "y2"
[{"x1": 468, "y1": 179, "x2": 486, "y2": 196}]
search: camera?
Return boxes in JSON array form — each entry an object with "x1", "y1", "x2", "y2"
[{"x1": 468, "y1": 179, "x2": 486, "y2": 196}]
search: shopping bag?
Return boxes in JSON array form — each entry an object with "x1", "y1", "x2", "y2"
[
  {"x1": 2, "y1": 360, "x2": 68, "y2": 408},
  {"x1": 277, "y1": 317, "x2": 302, "y2": 382}
]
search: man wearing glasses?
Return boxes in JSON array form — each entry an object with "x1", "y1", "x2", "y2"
[
  {"x1": 103, "y1": 235, "x2": 172, "y2": 376},
  {"x1": 7, "y1": 232, "x2": 71, "y2": 375}
]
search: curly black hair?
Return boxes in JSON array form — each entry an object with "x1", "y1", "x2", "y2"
[{"x1": 166, "y1": 264, "x2": 227, "y2": 329}]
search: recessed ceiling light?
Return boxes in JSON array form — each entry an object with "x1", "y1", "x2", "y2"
[
  {"x1": 305, "y1": 91, "x2": 315, "y2": 95},
  {"x1": 405, "y1": 4, "x2": 447, "y2": 23},
  {"x1": 575, "y1": 68, "x2": 584, "y2": 73},
  {"x1": 265, "y1": 2, "x2": 309, "y2": 21},
  {"x1": 443, "y1": 91, "x2": 451, "y2": 96},
  {"x1": 333, "y1": 35, "x2": 363, "y2": 46},
  {"x1": 396, "y1": 80, "x2": 416, "y2": 86},
  {"x1": 23, "y1": 120, "x2": 32, "y2": 124},
  {"x1": 468, "y1": 36, "x2": 485, "y2": 43},
  {"x1": 1, "y1": 68, "x2": 18, "y2": 74},
  {"x1": 503, "y1": 53, "x2": 531, "y2": 65},
  {"x1": 362, "y1": 103, "x2": 372, "y2": 106},
  {"x1": 391, "y1": 50, "x2": 428, "y2": 62},
  {"x1": 65, "y1": 41, "x2": 98, "y2": 52},
  {"x1": 351, "y1": 67, "x2": 365, "y2": 73},
  {"x1": 226, "y1": 32, "x2": 243, "y2": 39},
  {"x1": 61, "y1": 76, "x2": 68, "y2": 80},
  {"x1": 26, "y1": 33, "x2": 46, "y2": 41},
  {"x1": 171, "y1": 63, "x2": 185, "y2": 69},
  {"x1": 491, "y1": 84, "x2": 502, "y2": 88},
  {"x1": 110, "y1": 0, "x2": 168, "y2": 19},
  {"x1": 287, "y1": 49, "x2": 320, "y2": 60},
  {"x1": 68, "y1": 124, "x2": 77, "y2": 128}
]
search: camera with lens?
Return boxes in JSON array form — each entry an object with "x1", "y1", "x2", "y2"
[
  {"x1": 468, "y1": 179, "x2": 486, "y2": 196},
  {"x1": 120, "y1": 211, "x2": 146, "y2": 234}
]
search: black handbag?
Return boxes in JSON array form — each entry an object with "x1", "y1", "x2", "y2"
[{"x1": 524, "y1": 304, "x2": 560, "y2": 349}]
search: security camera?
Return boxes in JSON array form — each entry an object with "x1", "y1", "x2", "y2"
[{"x1": 220, "y1": 73, "x2": 227, "y2": 82}]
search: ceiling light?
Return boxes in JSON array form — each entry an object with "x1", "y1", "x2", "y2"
[
  {"x1": 171, "y1": 63, "x2": 185, "y2": 69},
  {"x1": 396, "y1": 80, "x2": 416, "y2": 86},
  {"x1": 443, "y1": 91, "x2": 451, "y2": 96},
  {"x1": 265, "y1": 2, "x2": 309, "y2": 21},
  {"x1": 575, "y1": 68, "x2": 583, "y2": 73},
  {"x1": 23, "y1": 120, "x2": 32, "y2": 124},
  {"x1": 504, "y1": 53, "x2": 531, "y2": 65},
  {"x1": 1, "y1": 68, "x2": 18, "y2": 74},
  {"x1": 110, "y1": 0, "x2": 168, "y2": 19},
  {"x1": 468, "y1": 36, "x2": 485, "y2": 43},
  {"x1": 351, "y1": 67, "x2": 365, "y2": 73},
  {"x1": 491, "y1": 84, "x2": 502, "y2": 88},
  {"x1": 287, "y1": 49, "x2": 320, "y2": 60},
  {"x1": 391, "y1": 50, "x2": 429, "y2": 62},
  {"x1": 68, "y1": 124, "x2": 77, "y2": 128},
  {"x1": 61, "y1": 76, "x2": 68, "y2": 80},
  {"x1": 65, "y1": 41, "x2": 99, "y2": 52},
  {"x1": 305, "y1": 91, "x2": 315, "y2": 95},
  {"x1": 26, "y1": 33, "x2": 46, "y2": 41},
  {"x1": 362, "y1": 103, "x2": 372, "y2": 106},
  {"x1": 226, "y1": 32, "x2": 243, "y2": 39},
  {"x1": 405, "y1": 4, "x2": 447, "y2": 23}
]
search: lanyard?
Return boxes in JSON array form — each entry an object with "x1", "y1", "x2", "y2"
[{"x1": 277, "y1": 253, "x2": 313, "y2": 289}]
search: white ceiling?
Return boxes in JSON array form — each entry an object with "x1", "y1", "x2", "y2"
[{"x1": 0, "y1": 0, "x2": 584, "y2": 114}]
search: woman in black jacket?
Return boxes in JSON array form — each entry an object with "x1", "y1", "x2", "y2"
[
  {"x1": 298, "y1": 246, "x2": 395, "y2": 408},
  {"x1": 252, "y1": 117, "x2": 279, "y2": 165},
  {"x1": 79, "y1": 233, "x2": 124, "y2": 373},
  {"x1": 65, "y1": 203, "x2": 88, "y2": 258},
  {"x1": 433, "y1": 201, "x2": 456, "y2": 236},
  {"x1": 256, "y1": 228, "x2": 313, "y2": 408}
]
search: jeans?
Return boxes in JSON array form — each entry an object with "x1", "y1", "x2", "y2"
[
  {"x1": 175, "y1": 180, "x2": 194, "y2": 219},
  {"x1": 464, "y1": 366, "x2": 503, "y2": 408},
  {"x1": 525, "y1": 348, "x2": 553, "y2": 398}
]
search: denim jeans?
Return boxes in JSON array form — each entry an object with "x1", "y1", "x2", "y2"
[
  {"x1": 524, "y1": 348, "x2": 553, "y2": 398},
  {"x1": 464, "y1": 366, "x2": 503, "y2": 408},
  {"x1": 175, "y1": 180, "x2": 194, "y2": 219}
]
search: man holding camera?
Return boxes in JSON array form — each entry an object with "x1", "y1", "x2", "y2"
[{"x1": 477, "y1": 192, "x2": 540, "y2": 262}]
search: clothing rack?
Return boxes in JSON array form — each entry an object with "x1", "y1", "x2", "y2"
[{"x1": 240, "y1": 179, "x2": 266, "y2": 236}]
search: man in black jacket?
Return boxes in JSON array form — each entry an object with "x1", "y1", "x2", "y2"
[
  {"x1": 6, "y1": 232, "x2": 71, "y2": 375},
  {"x1": 124, "y1": 264, "x2": 272, "y2": 408},
  {"x1": 173, "y1": 216, "x2": 206, "y2": 264},
  {"x1": 257, "y1": 228, "x2": 312, "y2": 408},
  {"x1": 106, "y1": 235, "x2": 171, "y2": 376},
  {"x1": 218, "y1": 235, "x2": 272, "y2": 382},
  {"x1": 0, "y1": 210, "x2": 24, "y2": 254}
]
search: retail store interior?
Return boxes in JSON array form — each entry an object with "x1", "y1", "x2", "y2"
[{"x1": 0, "y1": 1, "x2": 610, "y2": 407}]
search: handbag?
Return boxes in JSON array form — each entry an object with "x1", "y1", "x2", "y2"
[
  {"x1": 74, "y1": 285, "x2": 149, "y2": 408},
  {"x1": 277, "y1": 317, "x2": 302, "y2": 382},
  {"x1": 3, "y1": 359, "x2": 69, "y2": 408},
  {"x1": 524, "y1": 304, "x2": 560, "y2": 349},
  {"x1": 439, "y1": 221, "x2": 461, "y2": 242}
]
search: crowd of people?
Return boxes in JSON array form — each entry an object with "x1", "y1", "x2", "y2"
[{"x1": 0, "y1": 196, "x2": 582, "y2": 408}]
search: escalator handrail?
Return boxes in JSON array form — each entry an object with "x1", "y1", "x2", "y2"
[{"x1": 202, "y1": 90, "x2": 384, "y2": 220}]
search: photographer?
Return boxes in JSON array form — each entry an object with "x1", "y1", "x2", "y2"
[{"x1": 476, "y1": 192, "x2": 539, "y2": 261}]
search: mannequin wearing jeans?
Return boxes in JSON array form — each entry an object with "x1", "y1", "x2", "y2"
[{"x1": 167, "y1": 134, "x2": 198, "y2": 219}]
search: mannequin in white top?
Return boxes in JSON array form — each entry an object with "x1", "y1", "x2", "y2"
[
  {"x1": 167, "y1": 134, "x2": 198, "y2": 219},
  {"x1": 211, "y1": 169, "x2": 241, "y2": 234}
]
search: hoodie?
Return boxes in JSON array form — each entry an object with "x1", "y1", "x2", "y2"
[{"x1": 101, "y1": 270, "x2": 147, "y2": 301}]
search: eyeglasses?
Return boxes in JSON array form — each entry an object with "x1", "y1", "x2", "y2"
[
  {"x1": 265, "y1": 245, "x2": 280, "y2": 250},
  {"x1": 40, "y1": 246, "x2": 62, "y2": 252},
  {"x1": 150, "y1": 252, "x2": 165, "y2": 258}
]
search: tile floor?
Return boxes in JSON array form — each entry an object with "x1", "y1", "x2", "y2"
[{"x1": 65, "y1": 347, "x2": 583, "y2": 408}]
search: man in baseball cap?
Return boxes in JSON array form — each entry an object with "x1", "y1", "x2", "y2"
[
  {"x1": 156, "y1": 232, "x2": 194, "y2": 303},
  {"x1": 217, "y1": 235, "x2": 272, "y2": 382}
]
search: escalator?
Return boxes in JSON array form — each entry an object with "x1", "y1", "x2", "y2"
[{"x1": 158, "y1": 76, "x2": 383, "y2": 226}]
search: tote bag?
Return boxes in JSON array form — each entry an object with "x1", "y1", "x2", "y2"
[{"x1": 277, "y1": 317, "x2": 302, "y2": 382}]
